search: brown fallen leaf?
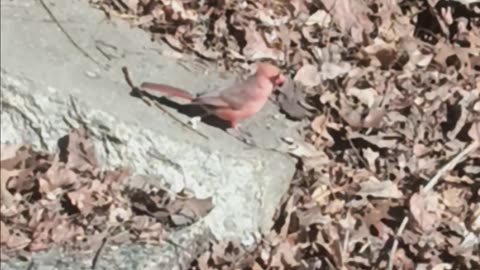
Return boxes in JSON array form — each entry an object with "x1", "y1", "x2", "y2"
[
  {"x1": 57, "y1": 128, "x2": 99, "y2": 170},
  {"x1": 169, "y1": 197, "x2": 214, "y2": 227},
  {"x1": 364, "y1": 38, "x2": 399, "y2": 69},
  {"x1": 269, "y1": 240, "x2": 300, "y2": 268},
  {"x1": 306, "y1": 9, "x2": 332, "y2": 27},
  {"x1": 129, "y1": 188, "x2": 171, "y2": 223},
  {"x1": 294, "y1": 63, "x2": 321, "y2": 87},
  {"x1": 242, "y1": 26, "x2": 284, "y2": 61},
  {"x1": 163, "y1": 34, "x2": 184, "y2": 52},
  {"x1": 276, "y1": 79, "x2": 311, "y2": 120},
  {"x1": 6, "y1": 229, "x2": 31, "y2": 250},
  {"x1": 67, "y1": 188, "x2": 95, "y2": 216},
  {"x1": 0, "y1": 168, "x2": 18, "y2": 207},
  {"x1": 466, "y1": 203, "x2": 480, "y2": 234},
  {"x1": 321, "y1": 62, "x2": 351, "y2": 80},
  {"x1": 320, "y1": 0, "x2": 375, "y2": 43},
  {"x1": 0, "y1": 144, "x2": 33, "y2": 171},
  {"x1": 0, "y1": 220, "x2": 11, "y2": 245},
  {"x1": 42, "y1": 162, "x2": 78, "y2": 192},
  {"x1": 409, "y1": 192, "x2": 442, "y2": 233},
  {"x1": 0, "y1": 144, "x2": 25, "y2": 162}
]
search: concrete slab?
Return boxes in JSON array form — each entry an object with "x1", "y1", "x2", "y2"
[{"x1": 0, "y1": 0, "x2": 300, "y2": 268}]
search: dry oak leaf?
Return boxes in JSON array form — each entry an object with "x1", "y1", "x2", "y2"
[
  {"x1": 0, "y1": 168, "x2": 18, "y2": 207},
  {"x1": 466, "y1": 203, "x2": 480, "y2": 234},
  {"x1": 163, "y1": 0, "x2": 197, "y2": 21},
  {"x1": 321, "y1": 62, "x2": 351, "y2": 80},
  {"x1": 58, "y1": 128, "x2": 99, "y2": 170},
  {"x1": 0, "y1": 220, "x2": 11, "y2": 245},
  {"x1": 0, "y1": 144, "x2": 25, "y2": 162},
  {"x1": 119, "y1": 0, "x2": 139, "y2": 12},
  {"x1": 5, "y1": 229, "x2": 31, "y2": 250},
  {"x1": 269, "y1": 240, "x2": 300, "y2": 268},
  {"x1": 0, "y1": 144, "x2": 33, "y2": 171},
  {"x1": 363, "y1": 38, "x2": 398, "y2": 69},
  {"x1": 169, "y1": 197, "x2": 214, "y2": 227},
  {"x1": 320, "y1": 0, "x2": 374, "y2": 43},
  {"x1": 305, "y1": 9, "x2": 332, "y2": 27},
  {"x1": 242, "y1": 27, "x2": 283, "y2": 61},
  {"x1": 294, "y1": 64, "x2": 321, "y2": 87},
  {"x1": 276, "y1": 79, "x2": 310, "y2": 120},
  {"x1": 441, "y1": 187, "x2": 467, "y2": 210},
  {"x1": 67, "y1": 189, "x2": 95, "y2": 216},
  {"x1": 0, "y1": 145, "x2": 40, "y2": 193},
  {"x1": 310, "y1": 114, "x2": 336, "y2": 147},
  {"x1": 409, "y1": 192, "x2": 442, "y2": 233},
  {"x1": 41, "y1": 162, "x2": 78, "y2": 192},
  {"x1": 357, "y1": 178, "x2": 403, "y2": 199}
]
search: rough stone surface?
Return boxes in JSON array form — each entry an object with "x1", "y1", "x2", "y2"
[{"x1": 0, "y1": 0, "x2": 299, "y2": 268}]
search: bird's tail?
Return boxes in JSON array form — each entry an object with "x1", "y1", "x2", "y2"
[{"x1": 140, "y1": 82, "x2": 194, "y2": 100}]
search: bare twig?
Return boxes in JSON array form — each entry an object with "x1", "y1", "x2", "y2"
[
  {"x1": 121, "y1": 67, "x2": 209, "y2": 140},
  {"x1": 387, "y1": 217, "x2": 409, "y2": 270},
  {"x1": 121, "y1": 66, "x2": 153, "y2": 106},
  {"x1": 422, "y1": 141, "x2": 479, "y2": 193},
  {"x1": 425, "y1": 1, "x2": 450, "y2": 37},
  {"x1": 346, "y1": 134, "x2": 382, "y2": 181},
  {"x1": 37, "y1": 0, "x2": 105, "y2": 69},
  {"x1": 91, "y1": 236, "x2": 108, "y2": 270},
  {"x1": 342, "y1": 227, "x2": 350, "y2": 261},
  {"x1": 26, "y1": 260, "x2": 35, "y2": 270}
]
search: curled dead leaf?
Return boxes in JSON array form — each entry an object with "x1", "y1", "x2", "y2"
[
  {"x1": 409, "y1": 192, "x2": 441, "y2": 233},
  {"x1": 67, "y1": 189, "x2": 95, "y2": 215},
  {"x1": 358, "y1": 179, "x2": 403, "y2": 199},
  {"x1": 466, "y1": 203, "x2": 480, "y2": 234},
  {"x1": 6, "y1": 229, "x2": 31, "y2": 250},
  {"x1": 1, "y1": 168, "x2": 18, "y2": 207},
  {"x1": 321, "y1": 62, "x2": 351, "y2": 80},
  {"x1": 276, "y1": 79, "x2": 310, "y2": 120},
  {"x1": 170, "y1": 197, "x2": 214, "y2": 227},
  {"x1": 0, "y1": 220, "x2": 11, "y2": 245},
  {"x1": 320, "y1": 0, "x2": 374, "y2": 43},
  {"x1": 243, "y1": 27, "x2": 283, "y2": 61},
  {"x1": 294, "y1": 64, "x2": 321, "y2": 87},
  {"x1": 57, "y1": 128, "x2": 98, "y2": 170},
  {"x1": 363, "y1": 107, "x2": 386, "y2": 128},
  {"x1": 305, "y1": 10, "x2": 332, "y2": 27},
  {"x1": 0, "y1": 144, "x2": 25, "y2": 162}
]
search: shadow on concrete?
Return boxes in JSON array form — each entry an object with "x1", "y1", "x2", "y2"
[{"x1": 130, "y1": 89, "x2": 232, "y2": 130}]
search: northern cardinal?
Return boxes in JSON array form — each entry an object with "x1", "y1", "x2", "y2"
[{"x1": 140, "y1": 62, "x2": 285, "y2": 129}]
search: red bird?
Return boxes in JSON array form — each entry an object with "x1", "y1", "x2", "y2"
[{"x1": 140, "y1": 62, "x2": 285, "y2": 129}]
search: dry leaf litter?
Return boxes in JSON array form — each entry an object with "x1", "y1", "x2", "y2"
[
  {"x1": 0, "y1": 128, "x2": 213, "y2": 260},
  {"x1": 3, "y1": 0, "x2": 480, "y2": 268}
]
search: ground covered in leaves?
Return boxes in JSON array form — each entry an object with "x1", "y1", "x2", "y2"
[
  {"x1": 1, "y1": 129, "x2": 213, "y2": 260},
  {"x1": 2, "y1": 0, "x2": 480, "y2": 269}
]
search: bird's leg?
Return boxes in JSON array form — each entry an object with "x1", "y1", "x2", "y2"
[{"x1": 227, "y1": 122, "x2": 257, "y2": 146}]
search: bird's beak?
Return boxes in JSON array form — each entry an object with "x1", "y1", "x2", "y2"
[{"x1": 274, "y1": 74, "x2": 286, "y2": 87}]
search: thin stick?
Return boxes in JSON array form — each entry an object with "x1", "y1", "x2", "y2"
[
  {"x1": 422, "y1": 141, "x2": 479, "y2": 193},
  {"x1": 387, "y1": 217, "x2": 409, "y2": 270},
  {"x1": 121, "y1": 67, "x2": 209, "y2": 140},
  {"x1": 342, "y1": 228, "x2": 350, "y2": 260},
  {"x1": 37, "y1": 0, "x2": 105, "y2": 68},
  {"x1": 121, "y1": 66, "x2": 153, "y2": 106},
  {"x1": 345, "y1": 134, "x2": 382, "y2": 181},
  {"x1": 425, "y1": 1, "x2": 449, "y2": 38},
  {"x1": 26, "y1": 260, "x2": 35, "y2": 270},
  {"x1": 91, "y1": 236, "x2": 108, "y2": 270}
]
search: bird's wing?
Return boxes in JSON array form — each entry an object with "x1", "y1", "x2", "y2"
[
  {"x1": 219, "y1": 77, "x2": 258, "y2": 109},
  {"x1": 191, "y1": 77, "x2": 255, "y2": 110},
  {"x1": 191, "y1": 95, "x2": 231, "y2": 108}
]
